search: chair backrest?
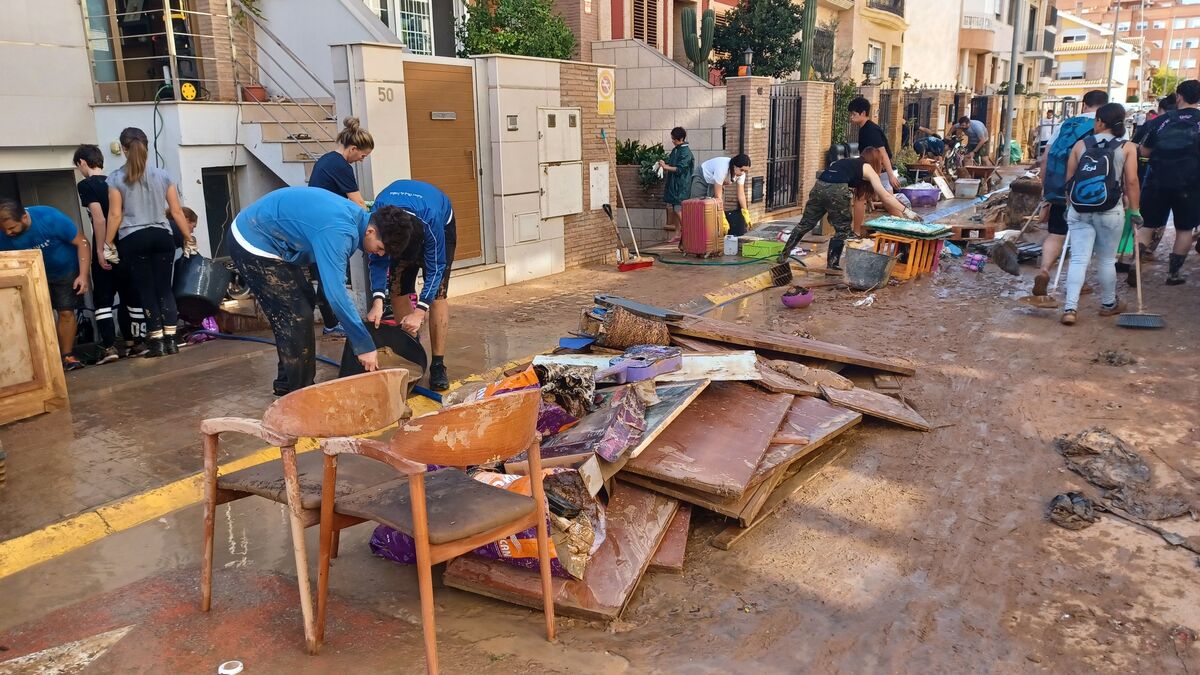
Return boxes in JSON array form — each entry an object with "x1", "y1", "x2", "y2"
[
  {"x1": 391, "y1": 389, "x2": 539, "y2": 467},
  {"x1": 262, "y1": 368, "x2": 413, "y2": 438}
]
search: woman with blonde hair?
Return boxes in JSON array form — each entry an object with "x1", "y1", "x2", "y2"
[
  {"x1": 307, "y1": 116, "x2": 375, "y2": 335},
  {"x1": 104, "y1": 127, "x2": 195, "y2": 357},
  {"x1": 777, "y1": 147, "x2": 920, "y2": 269}
]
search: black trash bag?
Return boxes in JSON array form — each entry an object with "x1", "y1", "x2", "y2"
[
  {"x1": 1048, "y1": 492, "x2": 1100, "y2": 530},
  {"x1": 1055, "y1": 427, "x2": 1151, "y2": 490},
  {"x1": 1106, "y1": 485, "x2": 1196, "y2": 521}
]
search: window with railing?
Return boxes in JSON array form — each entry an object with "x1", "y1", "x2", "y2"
[
  {"x1": 867, "y1": 0, "x2": 904, "y2": 18},
  {"x1": 393, "y1": 0, "x2": 435, "y2": 56}
]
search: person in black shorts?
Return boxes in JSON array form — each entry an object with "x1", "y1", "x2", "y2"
[
  {"x1": 367, "y1": 180, "x2": 457, "y2": 390},
  {"x1": 1138, "y1": 80, "x2": 1200, "y2": 285}
]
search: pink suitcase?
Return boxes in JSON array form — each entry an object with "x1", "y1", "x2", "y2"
[{"x1": 680, "y1": 198, "x2": 723, "y2": 257}]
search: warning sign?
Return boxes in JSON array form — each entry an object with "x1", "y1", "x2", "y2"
[{"x1": 597, "y1": 67, "x2": 615, "y2": 116}]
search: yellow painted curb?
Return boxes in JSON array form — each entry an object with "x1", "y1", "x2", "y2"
[{"x1": 0, "y1": 356, "x2": 533, "y2": 580}]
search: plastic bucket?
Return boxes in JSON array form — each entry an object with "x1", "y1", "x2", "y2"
[
  {"x1": 844, "y1": 247, "x2": 896, "y2": 290},
  {"x1": 173, "y1": 254, "x2": 232, "y2": 319},
  {"x1": 339, "y1": 321, "x2": 426, "y2": 384}
]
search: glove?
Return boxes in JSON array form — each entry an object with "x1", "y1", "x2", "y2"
[
  {"x1": 1130, "y1": 211, "x2": 1144, "y2": 229},
  {"x1": 902, "y1": 208, "x2": 924, "y2": 223},
  {"x1": 103, "y1": 242, "x2": 120, "y2": 265},
  {"x1": 719, "y1": 210, "x2": 730, "y2": 235},
  {"x1": 183, "y1": 236, "x2": 199, "y2": 258},
  {"x1": 740, "y1": 208, "x2": 753, "y2": 229}
]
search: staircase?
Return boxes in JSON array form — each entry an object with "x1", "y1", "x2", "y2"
[{"x1": 238, "y1": 102, "x2": 339, "y2": 186}]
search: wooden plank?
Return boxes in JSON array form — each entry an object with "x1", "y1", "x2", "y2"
[
  {"x1": 593, "y1": 294, "x2": 685, "y2": 321},
  {"x1": 624, "y1": 382, "x2": 794, "y2": 499},
  {"x1": 710, "y1": 445, "x2": 851, "y2": 550},
  {"x1": 747, "y1": 397, "x2": 862, "y2": 487},
  {"x1": 648, "y1": 505, "x2": 691, "y2": 573},
  {"x1": 669, "y1": 315, "x2": 916, "y2": 376},
  {"x1": 873, "y1": 373, "x2": 903, "y2": 391},
  {"x1": 577, "y1": 380, "x2": 709, "y2": 496},
  {"x1": 819, "y1": 385, "x2": 931, "y2": 431},
  {"x1": 443, "y1": 482, "x2": 678, "y2": 621},
  {"x1": 670, "y1": 335, "x2": 821, "y2": 395},
  {"x1": 532, "y1": 352, "x2": 760, "y2": 382}
]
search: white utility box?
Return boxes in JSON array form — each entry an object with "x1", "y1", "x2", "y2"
[
  {"x1": 540, "y1": 162, "x2": 583, "y2": 218},
  {"x1": 538, "y1": 107, "x2": 582, "y2": 163}
]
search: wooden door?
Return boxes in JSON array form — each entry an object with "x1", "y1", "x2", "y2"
[
  {"x1": 0, "y1": 251, "x2": 69, "y2": 425},
  {"x1": 404, "y1": 61, "x2": 483, "y2": 263}
]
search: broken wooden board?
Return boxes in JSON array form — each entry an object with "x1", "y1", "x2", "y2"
[
  {"x1": 670, "y1": 335, "x2": 821, "y2": 395},
  {"x1": 578, "y1": 380, "x2": 709, "y2": 496},
  {"x1": 669, "y1": 315, "x2": 916, "y2": 376},
  {"x1": 443, "y1": 481, "x2": 678, "y2": 621},
  {"x1": 648, "y1": 504, "x2": 692, "y2": 573},
  {"x1": 710, "y1": 445, "x2": 851, "y2": 550},
  {"x1": 624, "y1": 381, "x2": 794, "y2": 499},
  {"x1": 532, "y1": 352, "x2": 760, "y2": 382},
  {"x1": 819, "y1": 385, "x2": 931, "y2": 431},
  {"x1": 748, "y1": 396, "x2": 862, "y2": 487},
  {"x1": 621, "y1": 396, "x2": 860, "y2": 525}
]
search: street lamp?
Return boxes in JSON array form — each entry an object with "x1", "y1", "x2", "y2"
[
  {"x1": 862, "y1": 58, "x2": 876, "y2": 82},
  {"x1": 888, "y1": 65, "x2": 901, "y2": 86},
  {"x1": 742, "y1": 47, "x2": 754, "y2": 76}
]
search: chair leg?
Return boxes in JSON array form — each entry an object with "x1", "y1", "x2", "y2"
[
  {"x1": 316, "y1": 454, "x2": 338, "y2": 649},
  {"x1": 281, "y1": 444, "x2": 319, "y2": 655},
  {"x1": 409, "y1": 473, "x2": 439, "y2": 675},
  {"x1": 526, "y1": 441, "x2": 557, "y2": 642},
  {"x1": 201, "y1": 433, "x2": 219, "y2": 612}
]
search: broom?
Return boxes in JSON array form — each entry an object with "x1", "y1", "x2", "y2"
[{"x1": 1117, "y1": 239, "x2": 1165, "y2": 329}]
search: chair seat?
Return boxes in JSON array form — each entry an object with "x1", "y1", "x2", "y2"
[
  {"x1": 334, "y1": 469, "x2": 536, "y2": 545},
  {"x1": 218, "y1": 452, "x2": 393, "y2": 510}
]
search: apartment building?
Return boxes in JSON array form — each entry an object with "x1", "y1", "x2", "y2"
[
  {"x1": 959, "y1": 0, "x2": 1057, "y2": 94},
  {"x1": 1047, "y1": 11, "x2": 1139, "y2": 101},
  {"x1": 1065, "y1": 0, "x2": 1200, "y2": 89}
]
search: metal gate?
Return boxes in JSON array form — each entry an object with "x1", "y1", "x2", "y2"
[
  {"x1": 766, "y1": 82, "x2": 804, "y2": 211},
  {"x1": 878, "y1": 89, "x2": 894, "y2": 143},
  {"x1": 970, "y1": 95, "x2": 990, "y2": 125},
  {"x1": 901, "y1": 93, "x2": 933, "y2": 147}
]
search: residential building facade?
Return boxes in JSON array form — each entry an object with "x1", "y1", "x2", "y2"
[
  {"x1": 1048, "y1": 11, "x2": 1138, "y2": 101},
  {"x1": 1064, "y1": 0, "x2": 1200, "y2": 97},
  {"x1": 959, "y1": 0, "x2": 1057, "y2": 94}
]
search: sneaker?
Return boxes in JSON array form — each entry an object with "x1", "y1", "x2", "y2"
[
  {"x1": 63, "y1": 355, "x2": 85, "y2": 371},
  {"x1": 429, "y1": 362, "x2": 449, "y2": 391},
  {"x1": 127, "y1": 341, "x2": 149, "y2": 357},
  {"x1": 1098, "y1": 301, "x2": 1127, "y2": 316},
  {"x1": 98, "y1": 346, "x2": 121, "y2": 364},
  {"x1": 322, "y1": 325, "x2": 346, "y2": 337},
  {"x1": 1060, "y1": 310, "x2": 1077, "y2": 325}
]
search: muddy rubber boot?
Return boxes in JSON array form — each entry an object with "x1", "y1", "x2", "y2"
[
  {"x1": 827, "y1": 238, "x2": 846, "y2": 270},
  {"x1": 144, "y1": 338, "x2": 166, "y2": 358},
  {"x1": 1166, "y1": 253, "x2": 1187, "y2": 285}
]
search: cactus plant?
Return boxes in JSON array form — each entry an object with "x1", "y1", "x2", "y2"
[{"x1": 681, "y1": 7, "x2": 715, "y2": 80}]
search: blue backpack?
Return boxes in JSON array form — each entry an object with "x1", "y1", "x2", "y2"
[
  {"x1": 1044, "y1": 115, "x2": 1096, "y2": 202},
  {"x1": 1069, "y1": 137, "x2": 1125, "y2": 213}
]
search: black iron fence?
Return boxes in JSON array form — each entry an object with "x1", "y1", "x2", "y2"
[{"x1": 766, "y1": 82, "x2": 804, "y2": 211}]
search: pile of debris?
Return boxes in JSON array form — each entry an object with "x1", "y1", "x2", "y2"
[{"x1": 381, "y1": 297, "x2": 930, "y2": 622}]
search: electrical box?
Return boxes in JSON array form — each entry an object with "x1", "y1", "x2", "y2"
[
  {"x1": 540, "y1": 162, "x2": 583, "y2": 218},
  {"x1": 515, "y1": 212, "x2": 540, "y2": 243},
  {"x1": 538, "y1": 107, "x2": 582, "y2": 164}
]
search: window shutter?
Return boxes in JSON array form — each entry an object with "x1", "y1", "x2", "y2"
[{"x1": 632, "y1": 0, "x2": 658, "y2": 49}]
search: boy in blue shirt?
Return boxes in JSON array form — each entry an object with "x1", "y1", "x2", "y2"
[
  {"x1": 229, "y1": 186, "x2": 415, "y2": 395},
  {"x1": 0, "y1": 199, "x2": 91, "y2": 371},
  {"x1": 366, "y1": 179, "x2": 456, "y2": 391}
]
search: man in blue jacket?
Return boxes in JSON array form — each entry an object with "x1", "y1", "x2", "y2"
[
  {"x1": 366, "y1": 179, "x2": 456, "y2": 391},
  {"x1": 229, "y1": 186, "x2": 414, "y2": 395},
  {"x1": 0, "y1": 199, "x2": 91, "y2": 371}
]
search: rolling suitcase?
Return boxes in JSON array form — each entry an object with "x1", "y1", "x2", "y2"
[{"x1": 680, "y1": 198, "x2": 723, "y2": 257}]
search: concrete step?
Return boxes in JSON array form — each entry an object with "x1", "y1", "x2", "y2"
[
  {"x1": 239, "y1": 102, "x2": 336, "y2": 123},
  {"x1": 265, "y1": 138, "x2": 332, "y2": 162},
  {"x1": 252, "y1": 119, "x2": 339, "y2": 142}
]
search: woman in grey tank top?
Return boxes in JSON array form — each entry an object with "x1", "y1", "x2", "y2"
[{"x1": 103, "y1": 127, "x2": 195, "y2": 357}]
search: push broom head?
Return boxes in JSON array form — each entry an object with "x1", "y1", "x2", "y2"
[{"x1": 1116, "y1": 311, "x2": 1165, "y2": 329}]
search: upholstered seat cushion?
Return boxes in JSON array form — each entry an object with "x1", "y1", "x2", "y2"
[
  {"x1": 218, "y1": 452, "x2": 393, "y2": 510},
  {"x1": 334, "y1": 469, "x2": 536, "y2": 545}
]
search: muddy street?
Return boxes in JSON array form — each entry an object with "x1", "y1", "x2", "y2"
[{"x1": 1, "y1": 251, "x2": 1198, "y2": 673}]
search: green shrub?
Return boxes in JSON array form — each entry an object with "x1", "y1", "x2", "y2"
[{"x1": 456, "y1": 0, "x2": 575, "y2": 60}]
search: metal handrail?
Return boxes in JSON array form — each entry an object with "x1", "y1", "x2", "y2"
[{"x1": 230, "y1": 0, "x2": 337, "y2": 102}]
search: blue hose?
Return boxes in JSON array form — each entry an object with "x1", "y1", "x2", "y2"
[{"x1": 195, "y1": 329, "x2": 443, "y2": 402}]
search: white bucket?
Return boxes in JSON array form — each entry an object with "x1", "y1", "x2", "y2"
[
  {"x1": 954, "y1": 178, "x2": 981, "y2": 198},
  {"x1": 724, "y1": 235, "x2": 740, "y2": 256}
]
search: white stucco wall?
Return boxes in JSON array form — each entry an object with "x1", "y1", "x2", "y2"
[
  {"x1": 905, "y1": 1, "x2": 963, "y2": 87},
  {"x1": 0, "y1": 0, "x2": 97, "y2": 170},
  {"x1": 254, "y1": 0, "x2": 399, "y2": 101}
]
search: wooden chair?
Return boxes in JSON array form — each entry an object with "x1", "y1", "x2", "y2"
[
  {"x1": 313, "y1": 389, "x2": 555, "y2": 673},
  {"x1": 199, "y1": 368, "x2": 413, "y2": 654}
]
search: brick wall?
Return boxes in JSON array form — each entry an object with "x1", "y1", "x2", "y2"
[
  {"x1": 724, "y1": 76, "x2": 771, "y2": 223},
  {"x1": 554, "y1": 0, "x2": 600, "y2": 62},
  {"x1": 559, "y1": 62, "x2": 619, "y2": 267},
  {"x1": 192, "y1": 1, "x2": 257, "y2": 102},
  {"x1": 796, "y1": 81, "x2": 833, "y2": 212}
]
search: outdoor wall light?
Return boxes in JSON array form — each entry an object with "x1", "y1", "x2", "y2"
[
  {"x1": 862, "y1": 58, "x2": 876, "y2": 79},
  {"x1": 888, "y1": 65, "x2": 901, "y2": 82}
]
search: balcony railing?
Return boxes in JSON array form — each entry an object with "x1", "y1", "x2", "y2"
[
  {"x1": 867, "y1": 0, "x2": 904, "y2": 18},
  {"x1": 962, "y1": 14, "x2": 994, "y2": 31}
]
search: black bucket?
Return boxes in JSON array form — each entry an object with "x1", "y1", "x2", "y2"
[
  {"x1": 338, "y1": 321, "x2": 427, "y2": 383},
  {"x1": 174, "y1": 255, "x2": 233, "y2": 320}
]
